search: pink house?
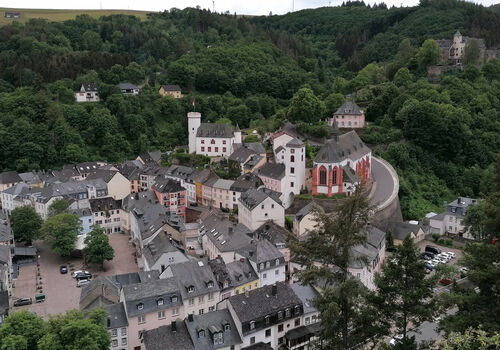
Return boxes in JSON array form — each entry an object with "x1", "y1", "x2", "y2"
[
  {"x1": 152, "y1": 177, "x2": 186, "y2": 219},
  {"x1": 257, "y1": 163, "x2": 285, "y2": 194},
  {"x1": 328, "y1": 101, "x2": 365, "y2": 129}
]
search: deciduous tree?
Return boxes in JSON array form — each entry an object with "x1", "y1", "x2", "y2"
[
  {"x1": 84, "y1": 226, "x2": 114, "y2": 270},
  {"x1": 9, "y1": 206, "x2": 43, "y2": 244},
  {"x1": 42, "y1": 213, "x2": 81, "y2": 256}
]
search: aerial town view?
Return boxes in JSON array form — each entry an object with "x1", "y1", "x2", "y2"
[{"x1": 0, "y1": 0, "x2": 498, "y2": 349}]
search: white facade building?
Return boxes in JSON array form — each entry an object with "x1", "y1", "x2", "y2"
[
  {"x1": 188, "y1": 112, "x2": 242, "y2": 157},
  {"x1": 238, "y1": 188, "x2": 284, "y2": 231},
  {"x1": 75, "y1": 83, "x2": 99, "y2": 103}
]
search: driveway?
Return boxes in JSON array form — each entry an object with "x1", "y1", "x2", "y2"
[{"x1": 11, "y1": 233, "x2": 138, "y2": 318}]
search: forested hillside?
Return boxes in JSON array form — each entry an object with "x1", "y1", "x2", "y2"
[{"x1": 0, "y1": 0, "x2": 499, "y2": 220}]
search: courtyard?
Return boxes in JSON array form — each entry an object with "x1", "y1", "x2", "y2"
[{"x1": 11, "y1": 233, "x2": 138, "y2": 318}]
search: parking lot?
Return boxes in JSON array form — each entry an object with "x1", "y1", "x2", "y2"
[{"x1": 11, "y1": 233, "x2": 139, "y2": 318}]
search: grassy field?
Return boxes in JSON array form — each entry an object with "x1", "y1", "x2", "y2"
[{"x1": 0, "y1": 7, "x2": 150, "y2": 25}]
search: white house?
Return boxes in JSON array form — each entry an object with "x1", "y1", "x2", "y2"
[
  {"x1": 117, "y1": 82, "x2": 140, "y2": 95},
  {"x1": 75, "y1": 83, "x2": 99, "y2": 103},
  {"x1": 188, "y1": 112, "x2": 242, "y2": 157},
  {"x1": 142, "y1": 233, "x2": 189, "y2": 274},
  {"x1": 429, "y1": 197, "x2": 478, "y2": 240},
  {"x1": 238, "y1": 188, "x2": 284, "y2": 231}
]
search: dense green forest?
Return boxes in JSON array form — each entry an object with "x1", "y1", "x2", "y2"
[{"x1": 0, "y1": 0, "x2": 499, "y2": 219}]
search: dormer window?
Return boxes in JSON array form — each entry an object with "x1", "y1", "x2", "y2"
[
  {"x1": 137, "y1": 303, "x2": 144, "y2": 310},
  {"x1": 294, "y1": 305, "x2": 301, "y2": 315},
  {"x1": 198, "y1": 329, "x2": 205, "y2": 338},
  {"x1": 224, "y1": 323, "x2": 231, "y2": 331},
  {"x1": 275, "y1": 258, "x2": 280, "y2": 266},
  {"x1": 278, "y1": 311, "x2": 283, "y2": 320},
  {"x1": 213, "y1": 331, "x2": 224, "y2": 345},
  {"x1": 223, "y1": 281, "x2": 229, "y2": 288},
  {"x1": 157, "y1": 298, "x2": 164, "y2": 306},
  {"x1": 259, "y1": 263, "x2": 264, "y2": 270},
  {"x1": 285, "y1": 308, "x2": 291, "y2": 318},
  {"x1": 187, "y1": 285, "x2": 195, "y2": 293},
  {"x1": 265, "y1": 315, "x2": 270, "y2": 325},
  {"x1": 206, "y1": 281, "x2": 214, "y2": 288},
  {"x1": 249, "y1": 321, "x2": 255, "y2": 330},
  {"x1": 171, "y1": 295, "x2": 178, "y2": 303}
]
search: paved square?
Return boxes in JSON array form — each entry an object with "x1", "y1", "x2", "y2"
[{"x1": 11, "y1": 233, "x2": 138, "y2": 318}]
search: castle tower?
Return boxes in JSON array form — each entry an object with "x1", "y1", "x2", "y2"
[
  {"x1": 234, "y1": 123, "x2": 242, "y2": 144},
  {"x1": 282, "y1": 137, "x2": 306, "y2": 208},
  {"x1": 188, "y1": 112, "x2": 201, "y2": 154}
]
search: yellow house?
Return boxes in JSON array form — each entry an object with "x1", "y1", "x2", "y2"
[
  {"x1": 388, "y1": 221, "x2": 425, "y2": 246},
  {"x1": 209, "y1": 257, "x2": 259, "y2": 300},
  {"x1": 159, "y1": 84, "x2": 183, "y2": 98}
]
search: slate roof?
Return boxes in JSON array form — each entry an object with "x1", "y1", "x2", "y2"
[
  {"x1": 152, "y1": 177, "x2": 185, "y2": 193},
  {"x1": 89, "y1": 197, "x2": 122, "y2": 213},
  {"x1": 0, "y1": 245, "x2": 10, "y2": 265},
  {"x1": 192, "y1": 169, "x2": 218, "y2": 184},
  {"x1": 18, "y1": 172, "x2": 43, "y2": 185},
  {"x1": 237, "y1": 239, "x2": 284, "y2": 267},
  {"x1": 334, "y1": 101, "x2": 363, "y2": 115},
  {"x1": 286, "y1": 138, "x2": 304, "y2": 147},
  {"x1": 258, "y1": 163, "x2": 285, "y2": 180},
  {"x1": 295, "y1": 202, "x2": 316, "y2": 221},
  {"x1": 122, "y1": 277, "x2": 181, "y2": 317},
  {"x1": 139, "y1": 150, "x2": 162, "y2": 164},
  {"x1": 0, "y1": 291, "x2": 8, "y2": 316},
  {"x1": 122, "y1": 191, "x2": 168, "y2": 240},
  {"x1": 315, "y1": 130, "x2": 370, "y2": 164},
  {"x1": 185, "y1": 309, "x2": 242, "y2": 350},
  {"x1": 161, "y1": 84, "x2": 182, "y2": 92},
  {"x1": 253, "y1": 221, "x2": 289, "y2": 247},
  {"x1": 212, "y1": 179, "x2": 234, "y2": 191},
  {"x1": 86, "y1": 170, "x2": 119, "y2": 183},
  {"x1": 169, "y1": 259, "x2": 220, "y2": 300},
  {"x1": 230, "y1": 173, "x2": 263, "y2": 193},
  {"x1": 196, "y1": 123, "x2": 235, "y2": 138},
  {"x1": 387, "y1": 222, "x2": 423, "y2": 241},
  {"x1": 118, "y1": 82, "x2": 140, "y2": 90},
  {"x1": 2, "y1": 182, "x2": 30, "y2": 196},
  {"x1": 239, "y1": 188, "x2": 282, "y2": 210},
  {"x1": 244, "y1": 155, "x2": 264, "y2": 169},
  {"x1": 0, "y1": 171, "x2": 21, "y2": 184},
  {"x1": 201, "y1": 214, "x2": 252, "y2": 253},
  {"x1": 437, "y1": 39, "x2": 453, "y2": 49},
  {"x1": 242, "y1": 343, "x2": 273, "y2": 350},
  {"x1": 75, "y1": 162, "x2": 104, "y2": 174},
  {"x1": 228, "y1": 282, "x2": 302, "y2": 324},
  {"x1": 103, "y1": 303, "x2": 128, "y2": 329},
  {"x1": 143, "y1": 321, "x2": 194, "y2": 350},
  {"x1": 244, "y1": 142, "x2": 266, "y2": 154},
  {"x1": 349, "y1": 226, "x2": 386, "y2": 269},
  {"x1": 167, "y1": 165, "x2": 198, "y2": 183},
  {"x1": 229, "y1": 146, "x2": 256, "y2": 163},
  {"x1": 290, "y1": 283, "x2": 319, "y2": 315},
  {"x1": 143, "y1": 233, "x2": 184, "y2": 268},
  {"x1": 444, "y1": 197, "x2": 477, "y2": 218},
  {"x1": 342, "y1": 165, "x2": 360, "y2": 184},
  {"x1": 208, "y1": 256, "x2": 258, "y2": 290},
  {"x1": 81, "y1": 83, "x2": 99, "y2": 92},
  {"x1": 0, "y1": 215, "x2": 12, "y2": 243}
]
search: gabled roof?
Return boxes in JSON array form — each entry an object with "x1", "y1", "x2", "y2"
[
  {"x1": 286, "y1": 138, "x2": 304, "y2": 148},
  {"x1": 103, "y1": 303, "x2": 128, "y2": 329},
  {"x1": 334, "y1": 101, "x2": 363, "y2": 116},
  {"x1": 253, "y1": 221, "x2": 289, "y2": 246},
  {"x1": 314, "y1": 130, "x2": 370, "y2": 164},
  {"x1": 81, "y1": 83, "x2": 99, "y2": 92},
  {"x1": 143, "y1": 233, "x2": 187, "y2": 267},
  {"x1": 230, "y1": 173, "x2": 263, "y2": 193},
  {"x1": 244, "y1": 142, "x2": 266, "y2": 154},
  {"x1": 118, "y1": 82, "x2": 140, "y2": 90},
  {"x1": 349, "y1": 226, "x2": 386, "y2": 268},
  {"x1": 152, "y1": 177, "x2": 185, "y2": 193},
  {"x1": 167, "y1": 165, "x2": 198, "y2": 183},
  {"x1": 201, "y1": 214, "x2": 252, "y2": 253},
  {"x1": 89, "y1": 197, "x2": 122, "y2": 212},
  {"x1": 228, "y1": 282, "x2": 302, "y2": 324},
  {"x1": 257, "y1": 163, "x2": 285, "y2": 180},
  {"x1": 169, "y1": 259, "x2": 220, "y2": 299},
  {"x1": 387, "y1": 222, "x2": 423, "y2": 241},
  {"x1": 86, "y1": 169, "x2": 119, "y2": 183},
  {"x1": 0, "y1": 171, "x2": 21, "y2": 184},
  {"x1": 139, "y1": 150, "x2": 162, "y2": 164},
  {"x1": 342, "y1": 165, "x2": 360, "y2": 184},
  {"x1": 289, "y1": 283, "x2": 319, "y2": 315},
  {"x1": 212, "y1": 179, "x2": 234, "y2": 191},
  {"x1": 229, "y1": 146, "x2": 256, "y2": 163},
  {"x1": 143, "y1": 321, "x2": 194, "y2": 350},
  {"x1": 239, "y1": 188, "x2": 282, "y2": 210},
  {"x1": 161, "y1": 84, "x2": 182, "y2": 92},
  {"x1": 196, "y1": 123, "x2": 236, "y2": 138},
  {"x1": 237, "y1": 239, "x2": 284, "y2": 266},
  {"x1": 185, "y1": 309, "x2": 242, "y2": 350}
]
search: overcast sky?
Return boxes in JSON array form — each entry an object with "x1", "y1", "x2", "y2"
[{"x1": 4, "y1": 0, "x2": 498, "y2": 16}]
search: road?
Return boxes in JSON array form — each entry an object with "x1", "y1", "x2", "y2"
[{"x1": 370, "y1": 157, "x2": 398, "y2": 210}]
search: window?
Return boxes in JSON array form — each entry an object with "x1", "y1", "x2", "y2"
[
  {"x1": 137, "y1": 303, "x2": 144, "y2": 310},
  {"x1": 259, "y1": 263, "x2": 264, "y2": 270},
  {"x1": 157, "y1": 298, "x2": 164, "y2": 306},
  {"x1": 111, "y1": 329, "x2": 117, "y2": 337},
  {"x1": 319, "y1": 167, "x2": 327, "y2": 185},
  {"x1": 209, "y1": 306, "x2": 215, "y2": 312},
  {"x1": 187, "y1": 286, "x2": 195, "y2": 293},
  {"x1": 171, "y1": 295, "x2": 178, "y2": 303},
  {"x1": 265, "y1": 315, "x2": 270, "y2": 325},
  {"x1": 215, "y1": 147, "x2": 219, "y2": 152},
  {"x1": 223, "y1": 140, "x2": 227, "y2": 144},
  {"x1": 291, "y1": 167, "x2": 295, "y2": 174},
  {"x1": 285, "y1": 308, "x2": 291, "y2": 318},
  {"x1": 278, "y1": 311, "x2": 283, "y2": 320},
  {"x1": 198, "y1": 296, "x2": 204, "y2": 303},
  {"x1": 223, "y1": 147, "x2": 226, "y2": 152},
  {"x1": 121, "y1": 328, "x2": 127, "y2": 336},
  {"x1": 121, "y1": 338, "x2": 127, "y2": 346},
  {"x1": 250, "y1": 337, "x2": 255, "y2": 344},
  {"x1": 250, "y1": 321, "x2": 255, "y2": 330},
  {"x1": 291, "y1": 149, "x2": 295, "y2": 153},
  {"x1": 278, "y1": 336, "x2": 284, "y2": 344},
  {"x1": 266, "y1": 261, "x2": 270, "y2": 268},
  {"x1": 112, "y1": 339, "x2": 118, "y2": 347},
  {"x1": 211, "y1": 139, "x2": 215, "y2": 144},
  {"x1": 332, "y1": 168, "x2": 338, "y2": 185},
  {"x1": 224, "y1": 323, "x2": 231, "y2": 331},
  {"x1": 291, "y1": 182, "x2": 294, "y2": 188},
  {"x1": 201, "y1": 140, "x2": 205, "y2": 144},
  {"x1": 189, "y1": 298, "x2": 195, "y2": 306},
  {"x1": 290, "y1": 155, "x2": 295, "y2": 162},
  {"x1": 208, "y1": 292, "x2": 214, "y2": 301},
  {"x1": 265, "y1": 328, "x2": 271, "y2": 337},
  {"x1": 199, "y1": 309, "x2": 204, "y2": 315},
  {"x1": 201, "y1": 147, "x2": 205, "y2": 152},
  {"x1": 138, "y1": 315, "x2": 145, "y2": 324},
  {"x1": 172, "y1": 308, "x2": 179, "y2": 316},
  {"x1": 278, "y1": 324, "x2": 284, "y2": 332},
  {"x1": 271, "y1": 204, "x2": 274, "y2": 208},
  {"x1": 198, "y1": 329, "x2": 205, "y2": 337},
  {"x1": 305, "y1": 317, "x2": 310, "y2": 325},
  {"x1": 261, "y1": 204, "x2": 264, "y2": 209},
  {"x1": 294, "y1": 305, "x2": 301, "y2": 315},
  {"x1": 275, "y1": 269, "x2": 279, "y2": 275},
  {"x1": 294, "y1": 318, "x2": 300, "y2": 326},
  {"x1": 158, "y1": 311, "x2": 165, "y2": 319},
  {"x1": 263, "y1": 273, "x2": 267, "y2": 279}
]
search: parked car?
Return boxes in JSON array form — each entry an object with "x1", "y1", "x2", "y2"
[
  {"x1": 424, "y1": 252, "x2": 435, "y2": 259},
  {"x1": 220, "y1": 207, "x2": 230, "y2": 213},
  {"x1": 72, "y1": 270, "x2": 91, "y2": 278},
  {"x1": 425, "y1": 245, "x2": 441, "y2": 255},
  {"x1": 437, "y1": 253, "x2": 452, "y2": 261},
  {"x1": 189, "y1": 202, "x2": 198, "y2": 207},
  {"x1": 446, "y1": 251, "x2": 456, "y2": 258},
  {"x1": 389, "y1": 334, "x2": 404, "y2": 347},
  {"x1": 459, "y1": 267, "x2": 469, "y2": 277},
  {"x1": 14, "y1": 298, "x2": 33, "y2": 306},
  {"x1": 425, "y1": 264, "x2": 434, "y2": 271},
  {"x1": 421, "y1": 253, "x2": 432, "y2": 260},
  {"x1": 75, "y1": 272, "x2": 92, "y2": 280},
  {"x1": 439, "y1": 278, "x2": 453, "y2": 285},
  {"x1": 76, "y1": 279, "x2": 90, "y2": 287},
  {"x1": 59, "y1": 265, "x2": 68, "y2": 274}
]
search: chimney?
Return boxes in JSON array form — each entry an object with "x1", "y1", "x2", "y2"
[
  {"x1": 171, "y1": 321, "x2": 177, "y2": 332},
  {"x1": 107, "y1": 318, "x2": 111, "y2": 327},
  {"x1": 457, "y1": 197, "x2": 461, "y2": 204},
  {"x1": 188, "y1": 313, "x2": 194, "y2": 322},
  {"x1": 271, "y1": 284, "x2": 277, "y2": 296}
]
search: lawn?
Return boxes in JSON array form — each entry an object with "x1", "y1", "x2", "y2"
[{"x1": 0, "y1": 7, "x2": 150, "y2": 25}]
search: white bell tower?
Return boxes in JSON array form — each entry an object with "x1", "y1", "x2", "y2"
[{"x1": 188, "y1": 112, "x2": 201, "y2": 154}]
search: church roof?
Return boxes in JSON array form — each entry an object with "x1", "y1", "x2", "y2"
[
  {"x1": 314, "y1": 131, "x2": 370, "y2": 164},
  {"x1": 197, "y1": 123, "x2": 236, "y2": 138}
]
